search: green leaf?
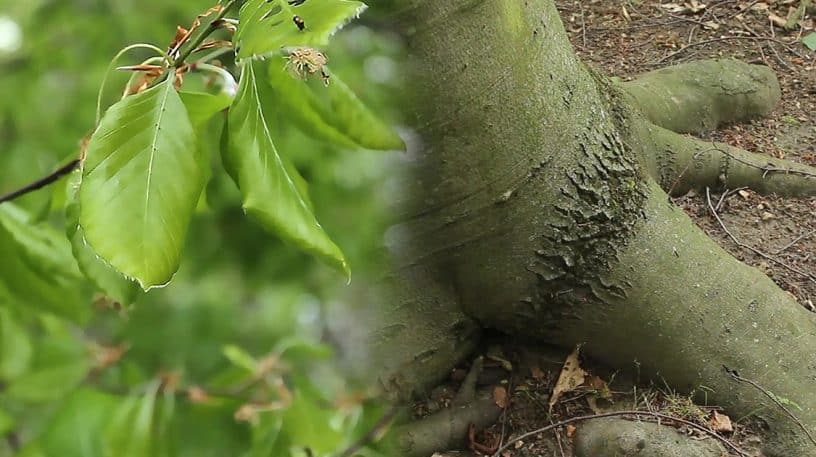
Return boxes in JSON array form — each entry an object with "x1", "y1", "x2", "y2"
[
  {"x1": 803, "y1": 32, "x2": 816, "y2": 51},
  {"x1": 5, "y1": 361, "x2": 89, "y2": 402},
  {"x1": 279, "y1": 391, "x2": 343, "y2": 453},
  {"x1": 180, "y1": 91, "x2": 233, "y2": 127},
  {"x1": 274, "y1": 337, "x2": 332, "y2": 363},
  {"x1": 222, "y1": 344, "x2": 257, "y2": 373},
  {"x1": 79, "y1": 78, "x2": 204, "y2": 290},
  {"x1": 235, "y1": 0, "x2": 366, "y2": 60},
  {"x1": 0, "y1": 308, "x2": 33, "y2": 380},
  {"x1": 223, "y1": 62, "x2": 348, "y2": 275},
  {"x1": 0, "y1": 408, "x2": 14, "y2": 435},
  {"x1": 244, "y1": 415, "x2": 283, "y2": 457},
  {"x1": 66, "y1": 172, "x2": 141, "y2": 306},
  {"x1": 0, "y1": 205, "x2": 89, "y2": 322},
  {"x1": 103, "y1": 382, "x2": 163, "y2": 457},
  {"x1": 324, "y1": 69, "x2": 404, "y2": 150},
  {"x1": 266, "y1": 60, "x2": 403, "y2": 150},
  {"x1": 7, "y1": 324, "x2": 90, "y2": 403},
  {"x1": 37, "y1": 389, "x2": 120, "y2": 457}
]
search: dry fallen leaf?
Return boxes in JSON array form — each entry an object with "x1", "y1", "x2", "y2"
[
  {"x1": 531, "y1": 365, "x2": 546, "y2": 380},
  {"x1": 769, "y1": 13, "x2": 788, "y2": 28},
  {"x1": 686, "y1": 0, "x2": 707, "y2": 13},
  {"x1": 586, "y1": 374, "x2": 612, "y2": 399},
  {"x1": 710, "y1": 410, "x2": 734, "y2": 433},
  {"x1": 703, "y1": 20, "x2": 720, "y2": 30},
  {"x1": 548, "y1": 345, "x2": 587, "y2": 411},
  {"x1": 660, "y1": 3, "x2": 686, "y2": 13},
  {"x1": 566, "y1": 424, "x2": 577, "y2": 438},
  {"x1": 494, "y1": 386, "x2": 509, "y2": 409}
]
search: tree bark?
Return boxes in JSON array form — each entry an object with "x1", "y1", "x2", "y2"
[{"x1": 363, "y1": 1, "x2": 816, "y2": 455}]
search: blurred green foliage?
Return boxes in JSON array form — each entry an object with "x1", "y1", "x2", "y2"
[{"x1": 0, "y1": 0, "x2": 405, "y2": 455}]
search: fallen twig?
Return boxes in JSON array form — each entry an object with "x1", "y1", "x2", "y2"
[
  {"x1": 775, "y1": 229, "x2": 816, "y2": 254},
  {"x1": 657, "y1": 35, "x2": 803, "y2": 63},
  {"x1": 724, "y1": 365, "x2": 816, "y2": 448},
  {"x1": 705, "y1": 187, "x2": 816, "y2": 284}
]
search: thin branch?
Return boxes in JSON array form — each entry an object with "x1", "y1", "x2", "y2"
[
  {"x1": 775, "y1": 229, "x2": 815, "y2": 254},
  {"x1": 657, "y1": 35, "x2": 804, "y2": 63},
  {"x1": 172, "y1": 0, "x2": 239, "y2": 68},
  {"x1": 705, "y1": 188, "x2": 816, "y2": 284},
  {"x1": 724, "y1": 365, "x2": 816, "y2": 448},
  {"x1": 490, "y1": 409, "x2": 748, "y2": 457},
  {"x1": 0, "y1": 159, "x2": 80, "y2": 205}
]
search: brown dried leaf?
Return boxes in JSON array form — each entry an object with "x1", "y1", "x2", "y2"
[
  {"x1": 530, "y1": 365, "x2": 546, "y2": 380},
  {"x1": 703, "y1": 20, "x2": 720, "y2": 30},
  {"x1": 710, "y1": 410, "x2": 734, "y2": 433},
  {"x1": 769, "y1": 13, "x2": 788, "y2": 27},
  {"x1": 187, "y1": 386, "x2": 210, "y2": 403},
  {"x1": 493, "y1": 386, "x2": 509, "y2": 409},
  {"x1": 234, "y1": 404, "x2": 258, "y2": 423},
  {"x1": 586, "y1": 374, "x2": 613, "y2": 399},
  {"x1": 548, "y1": 346, "x2": 587, "y2": 411},
  {"x1": 566, "y1": 424, "x2": 577, "y2": 438}
]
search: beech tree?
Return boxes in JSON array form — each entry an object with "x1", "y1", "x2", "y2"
[
  {"x1": 3, "y1": 1, "x2": 815, "y2": 455},
  {"x1": 353, "y1": 1, "x2": 816, "y2": 456}
]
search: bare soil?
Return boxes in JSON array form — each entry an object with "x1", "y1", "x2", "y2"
[{"x1": 424, "y1": 1, "x2": 815, "y2": 456}]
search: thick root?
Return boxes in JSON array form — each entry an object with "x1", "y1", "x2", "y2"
[
  {"x1": 552, "y1": 181, "x2": 816, "y2": 456},
  {"x1": 574, "y1": 418, "x2": 725, "y2": 457},
  {"x1": 395, "y1": 397, "x2": 502, "y2": 457},
  {"x1": 636, "y1": 122, "x2": 816, "y2": 197},
  {"x1": 619, "y1": 59, "x2": 780, "y2": 134}
]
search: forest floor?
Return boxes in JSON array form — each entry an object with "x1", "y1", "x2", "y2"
[{"x1": 425, "y1": 1, "x2": 815, "y2": 456}]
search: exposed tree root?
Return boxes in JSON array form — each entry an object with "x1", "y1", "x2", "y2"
[
  {"x1": 620, "y1": 59, "x2": 780, "y2": 134},
  {"x1": 573, "y1": 417, "x2": 726, "y2": 457},
  {"x1": 396, "y1": 397, "x2": 502, "y2": 457},
  {"x1": 636, "y1": 122, "x2": 816, "y2": 197},
  {"x1": 553, "y1": 182, "x2": 816, "y2": 456}
]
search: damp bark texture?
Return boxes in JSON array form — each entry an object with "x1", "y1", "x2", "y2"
[{"x1": 361, "y1": 1, "x2": 816, "y2": 456}]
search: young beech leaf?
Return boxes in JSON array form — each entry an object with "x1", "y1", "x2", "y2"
[
  {"x1": 66, "y1": 173, "x2": 141, "y2": 306},
  {"x1": 179, "y1": 91, "x2": 233, "y2": 127},
  {"x1": 79, "y1": 78, "x2": 204, "y2": 290},
  {"x1": 103, "y1": 382, "x2": 162, "y2": 457},
  {"x1": 0, "y1": 308, "x2": 33, "y2": 380},
  {"x1": 223, "y1": 62, "x2": 348, "y2": 276},
  {"x1": 235, "y1": 0, "x2": 366, "y2": 61},
  {"x1": 0, "y1": 205, "x2": 88, "y2": 322},
  {"x1": 36, "y1": 389, "x2": 119, "y2": 457},
  {"x1": 266, "y1": 58, "x2": 403, "y2": 150}
]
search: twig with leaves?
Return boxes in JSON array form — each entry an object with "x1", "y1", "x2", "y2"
[{"x1": 0, "y1": 0, "x2": 240, "y2": 207}]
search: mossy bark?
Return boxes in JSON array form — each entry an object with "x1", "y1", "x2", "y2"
[
  {"x1": 620, "y1": 59, "x2": 781, "y2": 134},
  {"x1": 366, "y1": 0, "x2": 816, "y2": 455}
]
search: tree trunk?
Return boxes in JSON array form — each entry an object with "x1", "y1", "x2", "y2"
[{"x1": 360, "y1": 1, "x2": 816, "y2": 455}]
